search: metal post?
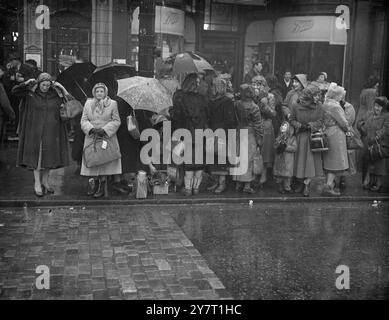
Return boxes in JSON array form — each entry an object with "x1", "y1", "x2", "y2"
[{"x1": 138, "y1": 0, "x2": 155, "y2": 77}]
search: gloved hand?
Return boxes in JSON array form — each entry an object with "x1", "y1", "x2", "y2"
[
  {"x1": 95, "y1": 128, "x2": 106, "y2": 137},
  {"x1": 277, "y1": 142, "x2": 287, "y2": 153}
]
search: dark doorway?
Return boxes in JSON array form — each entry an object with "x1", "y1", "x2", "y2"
[
  {"x1": 201, "y1": 34, "x2": 241, "y2": 89},
  {"x1": 275, "y1": 42, "x2": 345, "y2": 84},
  {"x1": 44, "y1": 11, "x2": 91, "y2": 76}
]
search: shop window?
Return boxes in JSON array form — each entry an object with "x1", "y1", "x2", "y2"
[
  {"x1": 274, "y1": 42, "x2": 345, "y2": 84},
  {"x1": 203, "y1": 0, "x2": 238, "y2": 32}
]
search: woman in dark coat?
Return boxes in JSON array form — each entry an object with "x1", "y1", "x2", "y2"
[
  {"x1": 290, "y1": 85, "x2": 324, "y2": 196},
  {"x1": 110, "y1": 95, "x2": 142, "y2": 193},
  {"x1": 232, "y1": 84, "x2": 264, "y2": 194},
  {"x1": 171, "y1": 73, "x2": 209, "y2": 196},
  {"x1": 357, "y1": 96, "x2": 389, "y2": 191},
  {"x1": 12, "y1": 73, "x2": 70, "y2": 197},
  {"x1": 207, "y1": 77, "x2": 238, "y2": 194}
]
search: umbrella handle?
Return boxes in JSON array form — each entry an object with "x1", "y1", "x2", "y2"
[{"x1": 74, "y1": 81, "x2": 88, "y2": 100}]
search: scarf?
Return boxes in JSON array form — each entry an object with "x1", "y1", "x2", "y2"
[{"x1": 92, "y1": 83, "x2": 111, "y2": 115}]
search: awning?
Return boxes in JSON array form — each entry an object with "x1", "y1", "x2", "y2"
[
  {"x1": 274, "y1": 16, "x2": 347, "y2": 45},
  {"x1": 245, "y1": 20, "x2": 273, "y2": 44},
  {"x1": 132, "y1": 6, "x2": 185, "y2": 36}
]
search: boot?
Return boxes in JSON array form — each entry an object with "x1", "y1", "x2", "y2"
[
  {"x1": 192, "y1": 177, "x2": 203, "y2": 195},
  {"x1": 184, "y1": 177, "x2": 193, "y2": 196},
  {"x1": 339, "y1": 176, "x2": 346, "y2": 190},
  {"x1": 322, "y1": 184, "x2": 340, "y2": 196},
  {"x1": 87, "y1": 178, "x2": 99, "y2": 196},
  {"x1": 243, "y1": 183, "x2": 255, "y2": 194},
  {"x1": 293, "y1": 181, "x2": 304, "y2": 194},
  {"x1": 277, "y1": 183, "x2": 285, "y2": 194},
  {"x1": 214, "y1": 177, "x2": 226, "y2": 194},
  {"x1": 303, "y1": 182, "x2": 310, "y2": 197},
  {"x1": 207, "y1": 182, "x2": 219, "y2": 192},
  {"x1": 94, "y1": 180, "x2": 108, "y2": 198}
]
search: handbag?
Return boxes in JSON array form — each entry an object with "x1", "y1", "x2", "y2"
[
  {"x1": 60, "y1": 95, "x2": 83, "y2": 121},
  {"x1": 368, "y1": 137, "x2": 389, "y2": 161},
  {"x1": 346, "y1": 128, "x2": 364, "y2": 150},
  {"x1": 253, "y1": 148, "x2": 264, "y2": 175},
  {"x1": 83, "y1": 135, "x2": 121, "y2": 168},
  {"x1": 310, "y1": 130, "x2": 329, "y2": 153},
  {"x1": 127, "y1": 113, "x2": 140, "y2": 140}
]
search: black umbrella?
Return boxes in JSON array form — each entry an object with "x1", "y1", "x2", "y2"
[
  {"x1": 56, "y1": 62, "x2": 96, "y2": 102},
  {"x1": 88, "y1": 62, "x2": 136, "y2": 96}
]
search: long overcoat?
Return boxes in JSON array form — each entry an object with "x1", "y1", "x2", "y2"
[
  {"x1": 80, "y1": 98, "x2": 122, "y2": 176},
  {"x1": 322, "y1": 99, "x2": 349, "y2": 172},
  {"x1": 359, "y1": 111, "x2": 389, "y2": 176},
  {"x1": 12, "y1": 82, "x2": 70, "y2": 170},
  {"x1": 290, "y1": 101, "x2": 324, "y2": 179}
]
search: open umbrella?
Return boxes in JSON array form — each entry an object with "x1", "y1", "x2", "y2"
[
  {"x1": 117, "y1": 76, "x2": 172, "y2": 113},
  {"x1": 56, "y1": 62, "x2": 96, "y2": 102},
  {"x1": 172, "y1": 52, "x2": 214, "y2": 75},
  {"x1": 88, "y1": 62, "x2": 136, "y2": 96}
]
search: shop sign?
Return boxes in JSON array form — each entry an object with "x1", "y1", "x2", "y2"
[
  {"x1": 274, "y1": 16, "x2": 347, "y2": 45},
  {"x1": 132, "y1": 6, "x2": 185, "y2": 36}
]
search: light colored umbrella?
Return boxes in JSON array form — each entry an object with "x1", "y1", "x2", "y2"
[
  {"x1": 117, "y1": 76, "x2": 173, "y2": 113},
  {"x1": 172, "y1": 52, "x2": 214, "y2": 75}
]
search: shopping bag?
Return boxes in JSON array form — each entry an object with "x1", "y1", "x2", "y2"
[
  {"x1": 346, "y1": 128, "x2": 364, "y2": 150},
  {"x1": 127, "y1": 114, "x2": 140, "y2": 140},
  {"x1": 83, "y1": 136, "x2": 121, "y2": 168}
]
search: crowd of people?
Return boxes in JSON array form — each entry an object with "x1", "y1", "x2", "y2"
[{"x1": 0, "y1": 57, "x2": 388, "y2": 198}]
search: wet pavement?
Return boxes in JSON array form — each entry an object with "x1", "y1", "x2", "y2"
[
  {"x1": 0, "y1": 202, "x2": 388, "y2": 300},
  {"x1": 0, "y1": 206, "x2": 232, "y2": 300},
  {"x1": 1, "y1": 143, "x2": 389, "y2": 204},
  {"x1": 173, "y1": 202, "x2": 389, "y2": 300}
]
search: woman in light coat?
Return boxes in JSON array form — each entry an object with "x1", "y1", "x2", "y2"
[
  {"x1": 322, "y1": 83, "x2": 352, "y2": 196},
  {"x1": 81, "y1": 83, "x2": 121, "y2": 198}
]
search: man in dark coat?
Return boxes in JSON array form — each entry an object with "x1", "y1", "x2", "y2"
[
  {"x1": 279, "y1": 70, "x2": 293, "y2": 100},
  {"x1": 244, "y1": 61, "x2": 263, "y2": 84}
]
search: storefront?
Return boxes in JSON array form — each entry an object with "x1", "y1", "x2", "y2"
[
  {"x1": 130, "y1": 5, "x2": 185, "y2": 70},
  {"x1": 244, "y1": 15, "x2": 347, "y2": 84},
  {"x1": 274, "y1": 15, "x2": 347, "y2": 84}
]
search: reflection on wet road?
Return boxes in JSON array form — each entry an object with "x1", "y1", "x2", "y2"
[{"x1": 172, "y1": 202, "x2": 389, "y2": 300}]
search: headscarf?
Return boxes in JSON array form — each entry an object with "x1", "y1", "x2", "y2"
[
  {"x1": 211, "y1": 77, "x2": 227, "y2": 101},
  {"x1": 181, "y1": 73, "x2": 199, "y2": 94},
  {"x1": 293, "y1": 74, "x2": 308, "y2": 89},
  {"x1": 325, "y1": 82, "x2": 346, "y2": 102},
  {"x1": 32, "y1": 72, "x2": 53, "y2": 93},
  {"x1": 92, "y1": 83, "x2": 111, "y2": 114},
  {"x1": 299, "y1": 87, "x2": 317, "y2": 104},
  {"x1": 240, "y1": 84, "x2": 255, "y2": 101}
]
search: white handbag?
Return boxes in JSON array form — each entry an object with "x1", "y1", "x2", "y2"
[{"x1": 127, "y1": 114, "x2": 140, "y2": 140}]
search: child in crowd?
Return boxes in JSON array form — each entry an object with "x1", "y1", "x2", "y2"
[{"x1": 273, "y1": 121, "x2": 297, "y2": 193}]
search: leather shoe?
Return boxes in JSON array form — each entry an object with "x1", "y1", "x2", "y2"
[{"x1": 42, "y1": 185, "x2": 55, "y2": 194}]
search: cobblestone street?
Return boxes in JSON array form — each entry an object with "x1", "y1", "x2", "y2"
[{"x1": 0, "y1": 206, "x2": 232, "y2": 300}]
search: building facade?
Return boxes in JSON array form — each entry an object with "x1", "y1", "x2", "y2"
[{"x1": 0, "y1": 0, "x2": 388, "y2": 108}]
